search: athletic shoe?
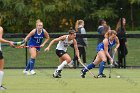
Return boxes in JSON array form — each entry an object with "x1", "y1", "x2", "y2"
[
  {"x1": 0, "y1": 85, "x2": 7, "y2": 90},
  {"x1": 97, "y1": 74, "x2": 106, "y2": 78},
  {"x1": 52, "y1": 74, "x2": 61, "y2": 78},
  {"x1": 30, "y1": 70, "x2": 36, "y2": 75},
  {"x1": 23, "y1": 69, "x2": 30, "y2": 75},
  {"x1": 53, "y1": 70, "x2": 62, "y2": 78},
  {"x1": 80, "y1": 70, "x2": 86, "y2": 78},
  {"x1": 57, "y1": 70, "x2": 62, "y2": 77}
]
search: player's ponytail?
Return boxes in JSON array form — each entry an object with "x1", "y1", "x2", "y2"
[
  {"x1": 75, "y1": 20, "x2": 79, "y2": 32},
  {"x1": 75, "y1": 20, "x2": 84, "y2": 32}
]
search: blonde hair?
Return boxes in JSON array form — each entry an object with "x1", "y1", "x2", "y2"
[
  {"x1": 36, "y1": 19, "x2": 43, "y2": 27},
  {"x1": 75, "y1": 20, "x2": 84, "y2": 32},
  {"x1": 105, "y1": 30, "x2": 117, "y2": 38}
]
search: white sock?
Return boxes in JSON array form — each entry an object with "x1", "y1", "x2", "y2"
[
  {"x1": 57, "y1": 60, "x2": 68, "y2": 70},
  {"x1": 0, "y1": 71, "x2": 4, "y2": 86}
]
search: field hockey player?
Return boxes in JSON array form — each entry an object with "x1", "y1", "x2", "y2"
[
  {"x1": 45, "y1": 30, "x2": 80, "y2": 78},
  {"x1": 22, "y1": 19, "x2": 50, "y2": 75},
  {"x1": 81, "y1": 30, "x2": 119, "y2": 78}
]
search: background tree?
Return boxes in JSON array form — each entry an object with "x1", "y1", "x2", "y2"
[{"x1": 0, "y1": 0, "x2": 140, "y2": 33}]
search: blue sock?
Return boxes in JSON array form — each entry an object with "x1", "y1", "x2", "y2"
[
  {"x1": 25, "y1": 59, "x2": 31, "y2": 71},
  {"x1": 83, "y1": 63, "x2": 95, "y2": 72},
  {"x1": 99, "y1": 61, "x2": 106, "y2": 75},
  {"x1": 30, "y1": 58, "x2": 35, "y2": 71}
]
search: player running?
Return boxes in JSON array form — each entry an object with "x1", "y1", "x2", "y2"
[
  {"x1": 22, "y1": 19, "x2": 50, "y2": 75},
  {"x1": 81, "y1": 30, "x2": 120, "y2": 78},
  {"x1": 45, "y1": 30, "x2": 80, "y2": 78}
]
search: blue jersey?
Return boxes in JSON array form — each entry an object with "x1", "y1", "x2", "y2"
[
  {"x1": 28, "y1": 29, "x2": 45, "y2": 51},
  {"x1": 96, "y1": 38, "x2": 116, "y2": 52}
]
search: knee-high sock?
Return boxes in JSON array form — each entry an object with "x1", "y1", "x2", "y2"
[
  {"x1": 57, "y1": 60, "x2": 67, "y2": 71},
  {"x1": 30, "y1": 58, "x2": 35, "y2": 71},
  {"x1": 83, "y1": 63, "x2": 95, "y2": 72},
  {"x1": 25, "y1": 59, "x2": 31, "y2": 71},
  {"x1": 99, "y1": 61, "x2": 106, "y2": 75},
  {"x1": 0, "y1": 71, "x2": 4, "y2": 86}
]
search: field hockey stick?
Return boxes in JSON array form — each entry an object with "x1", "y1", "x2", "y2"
[
  {"x1": 13, "y1": 46, "x2": 41, "y2": 48},
  {"x1": 13, "y1": 40, "x2": 25, "y2": 45},
  {"x1": 109, "y1": 52, "x2": 116, "y2": 78},
  {"x1": 78, "y1": 59, "x2": 97, "y2": 78}
]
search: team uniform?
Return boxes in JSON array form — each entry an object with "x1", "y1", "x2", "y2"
[
  {"x1": 28, "y1": 29, "x2": 45, "y2": 51},
  {"x1": 81, "y1": 38, "x2": 116, "y2": 78},
  {"x1": 55, "y1": 35, "x2": 73, "y2": 57},
  {"x1": 97, "y1": 38, "x2": 116, "y2": 52},
  {"x1": 97, "y1": 38, "x2": 116, "y2": 77},
  {"x1": 23, "y1": 29, "x2": 45, "y2": 75},
  {"x1": 53, "y1": 35, "x2": 73, "y2": 78}
]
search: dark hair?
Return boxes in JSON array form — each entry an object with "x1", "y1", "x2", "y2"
[
  {"x1": 68, "y1": 29, "x2": 76, "y2": 34},
  {"x1": 98, "y1": 19, "x2": 105, "y2": 25}
]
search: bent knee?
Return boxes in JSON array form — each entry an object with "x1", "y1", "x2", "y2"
[{"x1": 66, "y1": 59, "x2": 71, "y2": 63}]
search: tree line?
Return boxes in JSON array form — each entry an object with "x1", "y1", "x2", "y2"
[{"x1": 0, "y1": 0, "x2": 140, "y2": 33}]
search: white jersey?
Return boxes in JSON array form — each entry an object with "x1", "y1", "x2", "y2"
[{"x1": 56, "y1": 35, "x2": 73, "y2": 52}]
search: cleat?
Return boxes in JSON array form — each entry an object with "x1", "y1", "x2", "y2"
[
  {"x1": 53, "y1": 70, "x2": 62, "y2": 78},
  {"x1": 80, "y1": 70, "x2": 86, "y2": 78},
  {"x1": 52, "y1": 74, "x2": 61, "y2": 78},
  {"x1": 97, "y1": 74, "x2": 106, "y2": 78},
  {"x1": 57, "y1": 70, "x2": 62, "y2": 77},
  {"x1": 0, "y1": 85, "x2": 7, "y2": 90},
  {"x1": 30, "y1": 70, "x2": 36, "y2": 75},
  {"x1": 23, "y1": 69, "x2": 30, "y2": 75}
]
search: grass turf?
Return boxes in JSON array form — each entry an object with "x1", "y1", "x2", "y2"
[{"x1": 1, "y1": 68, "x2": 140, "y2": 93}]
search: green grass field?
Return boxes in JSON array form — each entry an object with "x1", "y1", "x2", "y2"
[{"x1": 1, "y1": 68, "x2": 140, "y2": 93}]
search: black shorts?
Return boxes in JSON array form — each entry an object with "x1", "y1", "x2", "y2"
[
  {"x1": 56, "y1": 49, "x2": 66, "y2": 58},
  {"x1": 0, "y1": 51, "x2": 4, "y2": 59}
]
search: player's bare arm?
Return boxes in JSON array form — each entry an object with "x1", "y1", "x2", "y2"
[
  {"x1": 40, "y1": 30, "x2": 50, "y2": 47},
  {"x1": 45, "y1": 35, "x2": 66, "y2": 51}
]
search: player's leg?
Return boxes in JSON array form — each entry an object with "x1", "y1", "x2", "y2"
[
  {"x1": 23, "y1": 47, "x2": 37, "y2": 75},
  {"x1": 53, "y1": 50, "x2": 71, "y2": 78},
  {"x1": 68, "y1": 56, "x2": 78, "y2": 68},
  {"x1": 29, "y1": 47, "x2": 38, "y2": 75},
  {"x1": 98, "y1": 61, "x2": 106, "y2": 78},
  {"x1": 97, "y1": 51, "x2": 107, "y2": 78},
  {"x1": 54, "y1": 54, "x2": 71, "y2": 78},
  {"x1": 0, "y1": 52, "x2": 6, "y2": 90},
  {"x1": 81, "y1": 54, "x2": 102, "y2": 78}
]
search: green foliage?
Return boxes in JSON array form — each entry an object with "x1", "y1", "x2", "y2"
[
  {"x1": 129, "y1": 0, "x2": 140, "y2": 4},
  {"x1": 0, "y1": 0, "x2": 140, "y2": 32},
  {"x1": 91, "y1": 7, "x2": 117, "y2": 19}
]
